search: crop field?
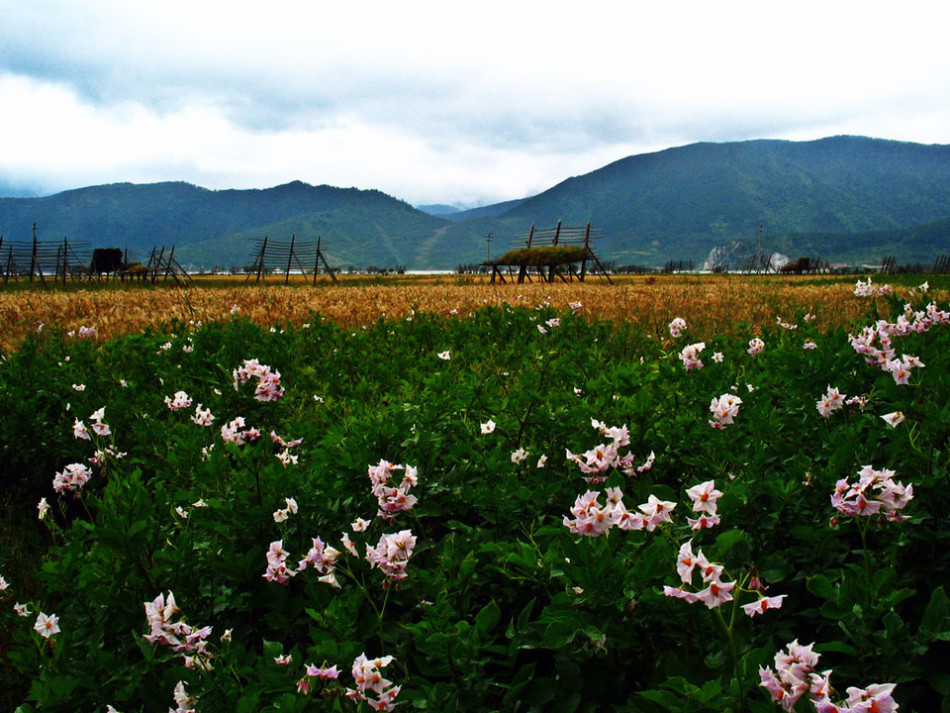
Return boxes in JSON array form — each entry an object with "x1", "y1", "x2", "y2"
[
  {"x1": 0, "y1": 273, "x2": 894, "y2": 353},
  {"x1": 1, "y1": 273, "x2": 949, "y2": 712}
]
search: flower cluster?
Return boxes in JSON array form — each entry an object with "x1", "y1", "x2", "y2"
[
  {"x1": 263, "y1": 540, "x2": 297, "y2": 584},
  {"x1": 669, "y1": 317, "x2": 688, "y2": 338},
  {"x1": 272, "y1": 497, "x2": 298, "y2": 523},
  {"x1": 831, "y1": 465, "x2": 913, "y2": 522},
  {"x1": 760, "y1": 640, "x2": 899, "y2": 712},
  {"x1": 346, "y1": 653, "x2": 401, "y2": 712},
  {"x1": 747, "y1": 337, "x2": 765, "y2": 356},
  {"x1": 164, "y1": 390, "x2": 192, "y2": 411},
  {"x1": 296, "y1": 662, "x2": 340, "y2": 695},
  {"x1": 366, "y1": 530, "x2": 417, "y2": 582},
  {"x1": 849, "y1": 301, "x2": 949, "y2": 382},
  {"x1": 220, "y1": 416, "x2": 260, "y2": 445},
  {"x1": 232, "y1": 358, "x2": 285, "y2": 401},
  {"x1": 816, "y1": 385, "x2": 847, "y2": 418},
  {"x1": 298, "y1": 537, "x2": 343, "y2": 588},
  {"x1": 663, "y1": 541, "x2": 738, "y2": 609},
  {"x1": 679, "y1": 342, "x2": 706, "y2": 371},
  {"x1": 170, "y1": 681, "x2": 197, "y2": 713},
  {"x1": 563, "y1": 488, "x2": 675, "y2": 536},
  {"x1": 190, "y1": 404, "x2": 214, "y2": 426},
  {"x1": 367, "y1": 460, "x2": 419, "y2": 520},
  {"x1": 143, "y1": 591, "x2": 213, "y2": 670},
  {"x1": 52, "y1": 462, "x2": 93, "y2": 495},
  {"x1": 853, "y1": 276, "x2": 893, "y2": 297},
  {"x1": 565, "y1": 420, "x2": 655, "y2": 482},
  {"x1": 684, "y1": 480, "x2": 723, "y2": 530},
  {"x1": 709, "y1": 393, "x2": 742, "y2": 429},
  {"x1": 72, "y1": 407, "x2": 110, "y2": 440}
]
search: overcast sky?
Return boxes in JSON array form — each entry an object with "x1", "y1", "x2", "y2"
[{"x1": 1, "y1": 0, "x2": 949, "y2": 206}]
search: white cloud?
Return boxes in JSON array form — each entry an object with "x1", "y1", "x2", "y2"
[{"x1": 1, "y1": 0, "x2": 949, "y2": 203}]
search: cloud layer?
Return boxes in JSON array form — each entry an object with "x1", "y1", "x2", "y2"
[{"x1": 2, "y1": 0, "x2": 949, "y2": 204}]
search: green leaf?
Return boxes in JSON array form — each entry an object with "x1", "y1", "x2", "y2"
[
  {"x1": 475, "y1": 600, "x2": 501, "y2": 636},
  {"x1": 921, "y1": 586, "x2": 950, "y2": 641},
  {"x1": 807, "y1": 573, "x2": 838, "y2": 602}
]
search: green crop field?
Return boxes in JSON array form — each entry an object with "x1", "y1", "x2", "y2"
[{"x1": 1, "y1": 275, "x2": 948, "y2": 712}]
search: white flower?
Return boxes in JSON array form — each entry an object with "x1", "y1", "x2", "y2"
[
  {"x1": 34, "y1": 612, "x2": 61, "y2": 638},
  {"x1": 437, "y1": 350, "x2": 451, "y2": 360},
  {"x1": 480, "y1": 419, "x2": 496, "y2": 434},
  {"x1": 881, "y1": 411, "x2": 905, "y2": 428}
]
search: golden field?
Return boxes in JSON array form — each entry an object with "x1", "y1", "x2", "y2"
[{"x1": 0, "y1": 273, "x2": 921, "y2": 352}]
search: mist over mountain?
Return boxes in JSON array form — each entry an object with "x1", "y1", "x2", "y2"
[{"x1": 1, "y1": 136, "x2": 949, "y2": 270}]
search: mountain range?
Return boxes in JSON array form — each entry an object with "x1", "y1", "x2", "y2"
[{"x1": 1, "y1": 135, "x2": 949, "y2": 270}]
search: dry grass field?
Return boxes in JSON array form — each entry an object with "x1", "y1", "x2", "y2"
[{"x1": 0, "y1": 273, "x2": 910, "y2": 352}]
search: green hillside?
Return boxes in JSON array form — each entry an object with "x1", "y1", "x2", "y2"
[
  {"x1": 1, "y1": 136, "x2": 949, "y2": 270},
  {"x1": 497, "y1": 136, "x2": 950, "y2": 265}
]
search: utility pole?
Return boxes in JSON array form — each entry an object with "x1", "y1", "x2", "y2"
[{"x1": 486, "y1": 232, "x2": 492, "y2": 263}]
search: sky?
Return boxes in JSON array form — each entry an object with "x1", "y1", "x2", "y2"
[{"x1": 1, "y1": 0, "x2": 949, "y2": 207}]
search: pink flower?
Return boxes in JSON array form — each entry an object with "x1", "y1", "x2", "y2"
[
  {"x1": 638, "y1": 494, "x2": 677, "y2": 530},
  {"x1": 348, "y1": 653, "x2": 401, "y2": 712},
  {"x1": 366, "y1": 530, "x2": 416, "y2": 581},
  {"x1": 305, "y1": 663, "x2": 341, "y2": 679},
  {"x1": 676, "y1": 541, "x2": 698, "y2": 584},
  {"x1": 881, "y1": 411, "x2": 905, "y2": 428},
  {"x1": 663, "y1": 585, "x2": 699, "y2": 604},
  {"x1": 816, "y1": 385, "x2": 846, "y2": 418},
  {"x1": 368, "y1": 460, "x2": 419, "y2": 520},
  {"x1": 563, "y1": 491, "x2": 618, "y2": 537},
  {"x1": 263, "y1": 540, "x2": 298, "y2": 584},
  {"x1": 232, "y1": 359, "x2": 285, "y2": 401},
  {"x1": 72, "y1": 418, "x2": 91, "y2": 440},
  {"x1": 685, "y1": 480, "x2": 723, "y2": 514},
  {"x1": 694, "y1": 579, "x2": 736, "y2": 609},
  {"x1": 844, "y1": 683, "x2": 899, "y2": 713},
  {"x1": 164, "y1": 391, "x2": 192, "y2": 411},
  {"x1": 52, "y1": 462, "x2": 93, "y2": 495},
  {"x1": 741, "y1": 594, "x2": 787, "y2": 617},
  {"x1": 687, "y1": 514, "x2": 721, "y2": 530},
  {"x1": 668, "y1": 317, "x2": 687, "y2": 338},
  {"x1": 34, "y1": 612, "x2": 61, "y2": 638},
  {"x1": 679, "y1": 342, "x2": 705, "y2": 371},
  {"x1": 709, "y1": 393, "x2": 742, "y2": 428},
  {"x1": 191, "y1": 405, "x2": 214, "y2": 426}
]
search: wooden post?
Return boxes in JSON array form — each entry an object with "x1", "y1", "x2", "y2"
[
  {"x1": 152, "y1": 246, "x2": 165, "y2": 283},
  {"x1": 285, "y1": 233, "x2": 295, "y2": 285},
  {"x1": 62, "y1": 236, "x2": 69, "y2": 285},
  {"x1": 518, "y1": 224, "x2": 534, "y2": 284},
  {"x1": 313, "y1": 236, "x2": 321, "y2": 284},
  {"x1": 580, "y1": 222, "x2": 591, "y2": 281},
  {"x1": 256, "y1": 236, "x2": 268, "y2": 283}
]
